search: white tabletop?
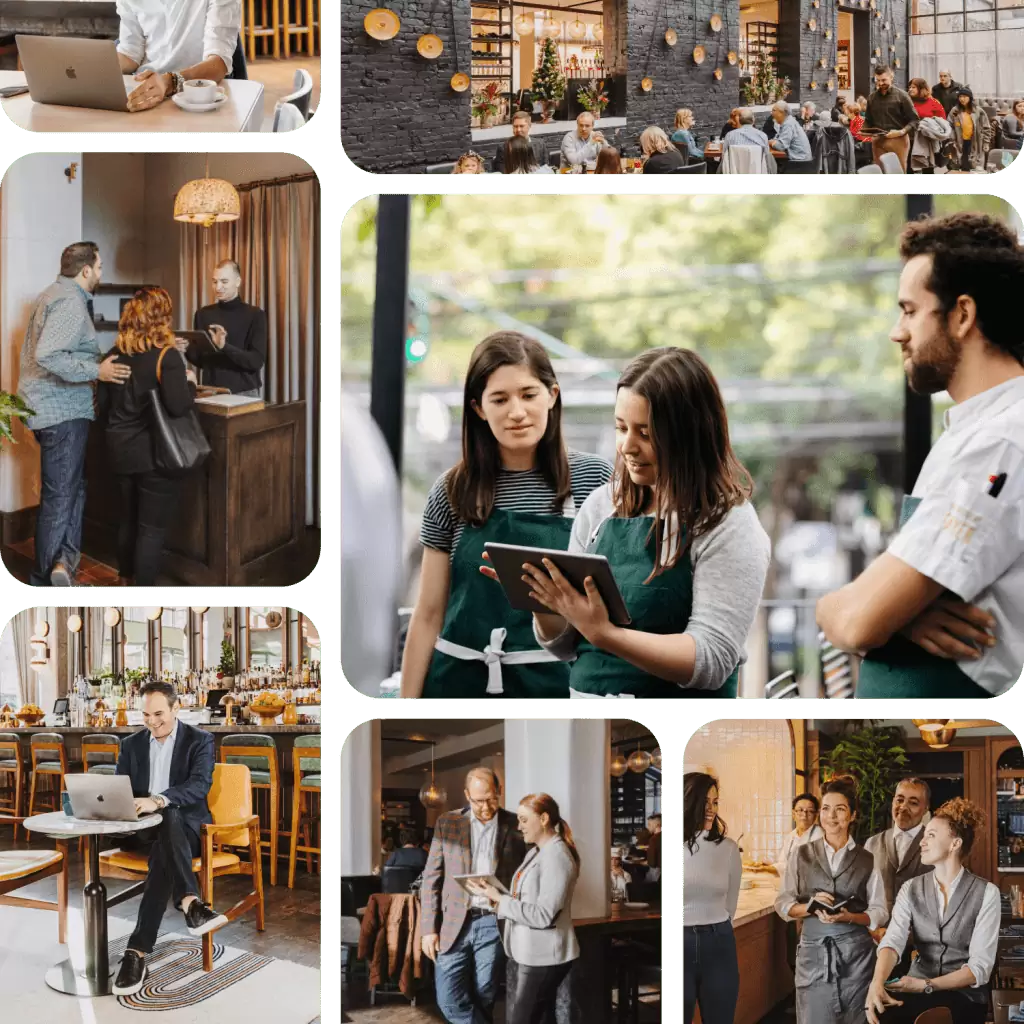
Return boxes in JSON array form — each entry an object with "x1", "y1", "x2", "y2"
[
  {"x1": 22, "y1": 811, "x2": 162, "y2": 837},
  {"x1": 0, "y1": 72, "x2": 264, "y2": 132}
]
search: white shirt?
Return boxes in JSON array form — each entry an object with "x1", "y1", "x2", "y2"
[
  {"x1": 116, "y1": 0, "x2": 241, "y2": 75},
  {"x1": 893, "y1": 821, "x2": 924, "y2": 863},
  {"x1": 777, "y1": 836, "x2": 890, "y2": 931},
  {"x1": 878, "y1": 868, "x2": 1001, "y2": 987},
  {"x1": 470, "y1": 812, "x2": 499, "y2": 910},
  {"x1": 148, "y1": 720, "x2": 178, "y2": 799},
  {"x1": 774, "y1": 823, "x2": 823, "y2": 882},
  {"x1": 887, "y1": 376, "x2": 1024, "y2": 695},
  {"x1": 683, "y1": 833, "x2": 742, "y2": 926}
]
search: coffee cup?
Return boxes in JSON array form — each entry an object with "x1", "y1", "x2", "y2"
[{"x1": 183, "y1": 79, "x2": 219, "y2": 105}]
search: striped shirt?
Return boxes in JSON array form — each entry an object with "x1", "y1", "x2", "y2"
[{"x1": 421, "y1": 450, "x2": 613, "y2": 556}]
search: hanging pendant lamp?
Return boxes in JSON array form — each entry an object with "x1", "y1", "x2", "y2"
[{"x1": 174, "y1": 156, "x2": 240, "y2": 228}]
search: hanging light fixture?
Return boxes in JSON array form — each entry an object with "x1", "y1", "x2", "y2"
[
  {"x1": 513, "y1": 11, "x2": 533, "y2": 36},
  {"x1": 651, "y1": 748, "x2": 662, "y2": 770},
  {"x1": 568, "y1": 16, "x2": 587, "y2": 40},
  {"x1": 419, "y1": 745, "x2": 448, "y2": 808},
  {"x1": 592, "y1": 21, "x2": 604, "y2": 41},
  {"x1": 542, "y1": 13, "x2": 560, "y2": 38},
  {"x1": 174, "y1": 156, "x2": 240, "y2": 229},
  {"x1": 628, "y1": 747, "x2": 653, "y2": 773},
  {"x1": 610, "y1": 753, "x2": 628, "y2": 777}
]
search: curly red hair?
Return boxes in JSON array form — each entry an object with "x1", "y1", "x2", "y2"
[{"x1": 116, "y1": 286, "x2": 176, "y2": 355}]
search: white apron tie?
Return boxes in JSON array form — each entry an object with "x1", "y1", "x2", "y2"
[{"x1": 434, "y1": 627, "x2": 560, "y2": 695}]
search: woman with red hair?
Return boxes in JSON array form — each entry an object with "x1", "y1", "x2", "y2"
[{"x1": 99, "y1": 286, "x2": 198, "y2": 585}]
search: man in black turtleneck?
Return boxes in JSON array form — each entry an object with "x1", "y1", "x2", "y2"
[{"x1": 188, "y1": 260, "x2": 267, "y2": 396}]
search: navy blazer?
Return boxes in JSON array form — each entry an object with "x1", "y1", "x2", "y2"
[{"x1": 115, "y1": 721, "x2": 215, "y2": 834}]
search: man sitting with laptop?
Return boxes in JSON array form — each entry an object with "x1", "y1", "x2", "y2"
[
  {"x1": 116, "y1": 0, "x2": 241, "y2": 112},
  {"x1": 110, "y1": 679, "x2": 226, "y2": 995}
]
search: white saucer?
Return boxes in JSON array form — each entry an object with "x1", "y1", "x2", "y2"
[
  {"x1": 624, "y1": 901, "x2": 650, "y2": 910},
  {"x1": 172, "y1": 91, "x2": 227, "y2": 113}
]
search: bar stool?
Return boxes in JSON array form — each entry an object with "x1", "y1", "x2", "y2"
[
  {"x1": 220, "y1": 734, "x2": 281, "y2": 886},
  {"x1": 242, "y1": 0, "x2": 281, "y2": 62},
  {"x1": 81, "y1": 734, "x2": 120, "y2": 776},
  {"x1": 282, "y1": 0, "x2": 318, "y2": 58},
  {"x1": 288, "y1": 734, "x2": 320, "y2": 888},
  {"x1": 0, "y1": 733, "x2": 24, "y2": 842},
  {"x1": 27, "y1": 734, "x2": 77, "y2": 841}
]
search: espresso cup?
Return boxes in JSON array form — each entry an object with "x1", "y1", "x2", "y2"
[{"x1": 183, "y1": 79, "x2": 218, "y2": 105}]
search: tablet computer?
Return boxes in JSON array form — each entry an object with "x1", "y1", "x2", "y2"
[
  {"x1": 483, "y1": 542, "x2": 633, "y2": 625},
  {"x1": 453, "y1": 873, "x2": 510, "y2": 896},
  {"x1": 176, "y1": 329, "x2": 216, "y2": 355}
]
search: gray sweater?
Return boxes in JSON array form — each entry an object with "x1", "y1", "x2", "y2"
[{"x1": 534, "y1": 483, "x2": 771, "y2": 691}]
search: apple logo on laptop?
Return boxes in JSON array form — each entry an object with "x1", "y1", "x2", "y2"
[
  {"x1": 65, "y1": 66, "x2": 77, "y2": 80},
  {"x1": 97, "y1": 794, "x2": 104, "y2": 802}
]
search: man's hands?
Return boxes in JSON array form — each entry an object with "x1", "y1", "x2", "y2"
[
  {"x1": 209, "y1": 325, "x2": 227, "y2": 349},
  {"x1": 865, "y1": 979, "x2": 902, "y2": 1023},
  {"x1": 127, "y1": 69, "x2": 173, "y2": 112},
  {"x1": 902, "y1": 596, "x2": 996, "y2": 660},
  {"x1": 99, "y1": 354, "x2": 131, "y2": 384},
  {"x1": 421, "y1": 934, "x2": 440, "y2": 961},
  {"x1": 134, "y1": 796, "x2": 160, "y2": 816}
]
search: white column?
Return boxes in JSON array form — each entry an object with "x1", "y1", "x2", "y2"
[
  {"x1": 342, "y1": 720, "x2": 382, "y2": 875},
  {"x1": 503, "y1": 719, "x2": 610, "y2": 919}
]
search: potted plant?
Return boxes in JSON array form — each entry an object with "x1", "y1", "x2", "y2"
[
  {"x1": 218, "y1": 639, "x2": 237, "y2": 688},
  {"x1": 578, "y1": 79, "x2": 609, "y2": 118},
  {"x1": 532, "y1": 37, "x2": 566, "y2": 122},
  {"x1": 471, "y1": 81, "x2": 501, "y2": 128},
  {"x1": 0, "y1": 391, "x2": 33, "y2": 446},
  {"x1": 742, "y1": 51, "x2": 791, "y2": 106}
]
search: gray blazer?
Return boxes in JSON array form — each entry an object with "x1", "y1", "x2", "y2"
[{"x1": 496, "y1": 836, "x2": 580, "y2": 966}]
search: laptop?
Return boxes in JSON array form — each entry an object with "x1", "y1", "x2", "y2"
[
  {"x1": 64, "y1": 774, "x2": 139, "y2": 822},
  {"x1": 15, "y1": 36, "x2": 133, "y2": 112}
]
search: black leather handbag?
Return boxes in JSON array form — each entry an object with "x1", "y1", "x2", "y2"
[{"x1": 149, "y1": 346, "x2": 210, "y2": 477}]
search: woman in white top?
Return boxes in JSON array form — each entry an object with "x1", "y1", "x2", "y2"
[
  {"x1": 683, "y1": 771, "x2": 742, "y2": 1024},
  {"x1": 469, "y1": 793, "x2": 580, "y2": 1024},
  {"x1": 866, "y1": 798, "x2": 1000, "y2": 1024},
  {"x1": 610, "y1": 847, "x2": 631, "y2": 899},
  {"x1": 773, "y1": 792, "x2": 824, "y2": 880}
]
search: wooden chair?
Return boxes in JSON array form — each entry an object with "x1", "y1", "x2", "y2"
[
  {"x1": 99, "y1": 763, "x2": 265, "y2": 971},
  {"x1": 288, "y1": 735, "x2": 320, "y2": 888},
  {"x1": 0, "y1": 733, "x2": 24, "y2": 842},
  {"x1": 242, "y1": 0, "x2": 281, "y2": 62},
  {"x1": 0, "y1": 841, "x2": 69, "y2": 943},
  {"x1": 28, "y1": 733, "x2": 78, "y2": 840},
  {"x1": 282, "y1": 0, "x2": 318, "y2": 58},
  {"x1": 913, "y1": 1009, "x2": 953, "y2": 1024},
  {"x1": 82, "y1": 734, "x2": 120, "y2": 776},
  {"x1": 220, "y1": 734, "x2": 281, "y2": 886}
]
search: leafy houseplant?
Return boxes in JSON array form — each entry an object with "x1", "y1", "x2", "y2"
[
  {"x1": 817, "y1": 723, "x2": 909, "y2": 842},
  {"x1": 0, "y1": 392, "x2": 33, "y2": 445},
  {"x1": 218, "y1": 639, "x2": 237, "y2": 683},
  {"x1": 578, "y1": 79, "x2": 609, "y2": 117},
  {"x1": 743, "y1": 51, "x2": 791, "y2": 106},
  {"x1": 472, "y1": 81, "x2": 501, "y2": 127},
  {"x1": 531, "y1": 37, "x2": 566, "y2": 121}
]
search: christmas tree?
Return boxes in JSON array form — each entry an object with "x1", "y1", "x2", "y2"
[{"x1": 531, "y1": 37, "x2": 565, "y2": 120}]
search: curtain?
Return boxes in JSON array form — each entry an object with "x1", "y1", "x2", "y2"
[
  {"x1": 11, "y1": 610, "x2": 33, "y2": 707},
  {"x1": 179, "y1": 175, "x2": 321, "y2": 527},
  {"x1": 87, "y1": 607, "x2": 106, "y2": 677}
]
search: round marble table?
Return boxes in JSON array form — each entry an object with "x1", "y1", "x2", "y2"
[{"x1": 23, "y1": 811, "x2": 162, "y2": 997}]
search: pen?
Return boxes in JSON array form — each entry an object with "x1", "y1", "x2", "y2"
[{"x1": 988, "y1": 472, "x2": 1007, "y2": 498}]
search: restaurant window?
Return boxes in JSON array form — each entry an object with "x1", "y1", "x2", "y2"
[
  {"x1": 739, "y1": 0, "x2": 780, "y2": 77},
  {"x1": 161, "y1": 608, "x2": 189, "y2": 675},
  {"x1": 249, "y1": 607, "x2": 285, "y2": 668},
  {"x1": 0, "y1": 624, "x2": 18, "y2": 707},
  {"x1": 301, "y1": 616, "x2": 321, "y2": 666},
  {"x1": 122, "y1": 608, "x2": 148, "y2": 671}
]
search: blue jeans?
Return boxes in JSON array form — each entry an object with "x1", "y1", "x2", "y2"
[
  {"x1": 31, "y1": 418, "x2": 90, "y2": 586},
  {"x1": 684, "y1": 921, "x2": 739, "y2": 1024},
  {"x1": 435, "y1": 912, "x2": 503, "y2": 1024}
]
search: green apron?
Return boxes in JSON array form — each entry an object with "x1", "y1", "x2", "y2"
[
  {"x1": 568, "y1": 515, "x2": 740, "y2": 698},
  {"x1": 856, "y1": 495, "x2": 991, "y2": 699},
  {"x1": 422, "y1": 500, "x2": 575, "y2": 699}
]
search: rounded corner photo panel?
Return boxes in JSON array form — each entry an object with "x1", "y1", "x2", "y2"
[
  {"x1": 342, "y1": 193, "x2": 1024, "y2": 700},
  {"x1": 0, "y1": 5, "x2": 319, "y2": 134},
  {"x1": 342, "y1": 717, "x2": 663, "y2": 1021},
  {"x1": 684, "y1": 718, "x2": 1023, "y2": 1024},
  {"x1": 0, "y1": 604, "x2": 321, "y2": 1020},
  {"x1": 0, "y1": 152, "x2": 320, "y2": 588}
]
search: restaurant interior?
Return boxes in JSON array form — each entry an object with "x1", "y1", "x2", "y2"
[
  {"x1": 0, "y1": 606, "x2": 321, "y2": 1021},
  {"x1": 0, "y1": 151, "x2": 321, "y2": 587},
  {"x1": 685, "y1": 718, "x2": 1024, "y2": 1024},
  {"x1": 342, "y1": 718, "x2": 662, "y2": 1021}
]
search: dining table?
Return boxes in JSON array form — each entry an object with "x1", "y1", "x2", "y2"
[
  {"x1": 0, "y1": 70, "x2": 264, "y2": 132},
  {"x1": 23, "y1": 810, "x2": 162, "y2": 997}
]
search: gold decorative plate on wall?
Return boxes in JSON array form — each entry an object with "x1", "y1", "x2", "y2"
[
  {"x1": 450, "y1": 72, "x2": 470, "y2": 91},
  {"x1": 417, "y1": 33, "x2": 444, "y2": 58},
  {"x1": 727, "y1": 50, "x2": 738, "y2": 64},
  {"x1": 693, "y1": 45, "x2": 706, "y2": 63},
  {"x1": 364, "y1": 8, "x2": 400, "y2": 40},
  {"x1": 641, "y1": 76, "x2": 654, "y2": 91},
  {"x1": 713, "y1": 67, "x2": 723, "y2": 79},
  {"x1": 665, "y1": 28, "x2": 678, "y2": 45},
  {"x1": 709, "y1": 13, "x2": 723, "y2": 31}
]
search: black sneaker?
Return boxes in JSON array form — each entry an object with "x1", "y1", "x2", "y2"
[
  {"x1": 183, "y1": 898, "x2": 227, "y2": 937},
  {"x1": 112, "y1": 950, "x2": 147, "y2": 996}
]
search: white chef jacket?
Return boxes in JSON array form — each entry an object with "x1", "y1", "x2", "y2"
[
  {"x1": 887, "y1": 376, "x2": 1024, "y2": 695},
  {"x1": 773, "y1": 823, "x2": 823, "y2": 883}
]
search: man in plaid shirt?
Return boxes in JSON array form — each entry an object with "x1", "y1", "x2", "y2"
[
  {"x1": 18, "y1": 242, "x2": 129, "y2": 585},
  {"x1": 421, "y1": 766, "x2": 526, "y2": 1023}
]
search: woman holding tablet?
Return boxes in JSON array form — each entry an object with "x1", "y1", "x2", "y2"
[
  {"x1": 526, "y1": 347, "x2": 770, "y2": 697},
  {"x1": 775, "y1": 777, "x2": 888, "y2": 1024},
  {"x1": 865, "y1": 798, "x2": 998, "y2": 1024},
  {"x1": 400, "y1": 331, "x2": 612, "y2": 698}
]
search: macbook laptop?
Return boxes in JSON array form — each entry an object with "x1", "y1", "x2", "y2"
[
  {"x1": 64, "y1": 774, "x2": 139, "y2": 822},
  {"x1": 15, "y1": 36, "x2": 133, "y2": 112}
]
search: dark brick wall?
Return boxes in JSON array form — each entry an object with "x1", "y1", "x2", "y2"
[{"x1": 342, "y1": 0, "x2": 473, "y2": 172}]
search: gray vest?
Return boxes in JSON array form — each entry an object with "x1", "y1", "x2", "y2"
[
  {"x1": 793, "y1": 838, "x2": 874, "y2": 940},
  {"x1": 906, "y1": 870, "x2": 989, "y2": 1003},
  {"x1": 865, "y1": 826, "x2": 932, "y2": 910}
]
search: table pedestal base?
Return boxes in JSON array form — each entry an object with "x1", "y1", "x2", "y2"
[{"x1": 44, "y1": 958, "x2": 115, "y2": 997}]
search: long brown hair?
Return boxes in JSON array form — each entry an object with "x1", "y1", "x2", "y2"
[
  {"x1": 684, "y1": 771, "x2": 725, "y2": 853},
  {"x1": 446, "y1": 332, "x2": 570, "y2": 526},
  {"x1": 519, "y1": 792, "x2": 580, "y2": 866},
  {"x1": 116, "y1": 286, "x2": 176, "y2": 355},
  {"x1": 613, "y1": 347, "x2": 752, "y2": 580}
]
